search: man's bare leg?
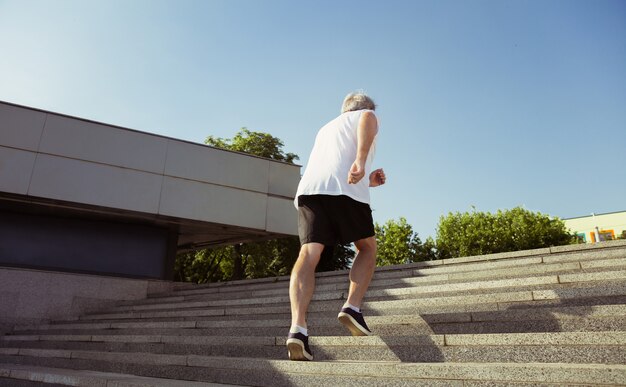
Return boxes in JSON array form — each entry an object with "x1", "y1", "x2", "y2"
[
  {"x1": 289, "y1": 242, "x2": 324, "y2": 329},
  {"x1": 346, "y1": 236, "x2": 377, "y2": 308},
  {"x1": 338, "y1": 236, "x2": 377, "y2": 336}
]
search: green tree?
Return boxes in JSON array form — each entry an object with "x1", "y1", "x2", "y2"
[
  {"x1": 205, "y1": 128, "x2": 299, "y2": 163},
  {"x1": 316, "y1": 244, "x2": 355, "y2": 272},
  {"x1": 416, "y1": 236, "x2": 439, "y2": 261},
  {"x1": 242, "y1": 238, "x2": 301, "y2": 278},
  {"x1": 435, "y1": 206, "x2": 574, "y2": 259},
  {"x1": 174, "y1": 247, "x2": 233, "y2": 284},
  {"x1": 375, "y1": 217, "x2": 425, "y2": 266}
]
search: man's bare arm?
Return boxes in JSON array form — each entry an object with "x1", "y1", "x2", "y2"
[{"x1": 348, "y1": 111, "x2": 378, "y2": 184}]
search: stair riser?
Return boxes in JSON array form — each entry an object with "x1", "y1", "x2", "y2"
[
  {"x1": 0, "y1": 379, "x2": 69, "y2": 387},
  {"x1": 2, "y1": 343, "x2": 624, "y2": 365},
  {"x1": 429, "y1": 317, "x2": 626, "y2": 334},
  {"x1": 312, "y1": 345, "x2": 626, "y2": 364},
  {"x1": 4, "y1": 381, "x2": 63, "y2": 387}
]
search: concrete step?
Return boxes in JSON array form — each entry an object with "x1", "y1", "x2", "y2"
[
  {"x1": 86, "y1": 269, "x2": 626, "y2": 319},
  {"x1": 122, "y1": 256, "x2": 626, "y2": 307},
  {"x1": 6, "y1": 316, "x2": 625, "y2": 341},
  {"x1": 166, "y1": 241, "x2": 626, "y2": 297},
  {"x1": 85, "y1": 279, "x2": 626, "y2": 320},
  {"x1": 161, "y1": 244, "x2": 626, "y2": 292},
  {"x1": 8, "y1": 304, "x2": 626, "y2": 338},
  {"x1": 70, "y1": 296, "x2": 626, "y2": 331},
  {"x1": 1, "y1": 349, "x2": 625, "y2": 386},
  {"x1": 2, "y1": 331, "x2": 625, "y2": 364},
  {"x1": 28, "y1": 281, "x2": 624, "y2": 332},
  {"x1": 3, "y1": 242, "x2": 626, "y2": 386},
  {"x1": 150, "y1": 251, "x2": 626, "y2": 301},
  {"x1": 0, "y1": 363, "x2": 237, "y2": 387},
  {"x1": 154, "y1": 256, "x2": 549, "y2": 299},
  {"x1": 3, "y1": 337, "x2": 624, "y2": 366}
]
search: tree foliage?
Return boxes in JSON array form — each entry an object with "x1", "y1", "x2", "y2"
[
  {"x1": 375, "y1": 217, "x2": 435, "y2": 265},
  {"x1": 373, "y1": 208, "x2": 576, "y2": 268},
  {"x1": 174, "y1": 246, "x2": 234, "y2": 284},
  {"x1": 317, "y1": 244, "x2": 355, "y2": 272},
  {"x1": 205, "y1": 128, "x2": 299, "y2": 164},
  {"x1": 175, "y1": 238, "x2": 301, "y2": 283},
  {"x1": 435, "y1": 206, "x2": 574, "y2": 259}
]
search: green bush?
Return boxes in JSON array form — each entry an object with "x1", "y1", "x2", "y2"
[
  {"x1": 435, "y1": 206, "x2": 574, "y2": 259},
  {"x1": 375, "y1": 217, "x2": 435, "y2": 265}
]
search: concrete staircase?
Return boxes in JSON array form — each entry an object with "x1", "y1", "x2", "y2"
[{"x1": 1, "y1": 241, "x2": 626, "y2": 386}]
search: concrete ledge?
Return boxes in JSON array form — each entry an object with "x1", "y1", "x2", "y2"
[
  {"x1": 559, "y1": 270, "x2": 626, "y2": 283},
  {"x1": 550, "y1": 239, "x2": 626, "y2": 253},
  {"x1": 0, "y1": 267, "x2": 173, "y2": 331},
  {"x1": 442, "y1": 247, "x2": 551, "y2": 266}
]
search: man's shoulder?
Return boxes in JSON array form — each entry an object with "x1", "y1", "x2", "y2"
[{"x1": 360, "y1": 110, "x2": 376, "y2": 119}]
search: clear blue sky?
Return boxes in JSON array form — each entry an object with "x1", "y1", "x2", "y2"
[{"x1": 1, "y1": 0, "x2": 625, "y2": 239}]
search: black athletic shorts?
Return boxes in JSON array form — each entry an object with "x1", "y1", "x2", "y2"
[{"x1": 297, "y1": 194, "x2": 375, "y2": 246}]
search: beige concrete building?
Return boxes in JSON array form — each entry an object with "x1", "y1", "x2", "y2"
[
  {"x1": 0, "y1": 100, "x2": 300, "y2": 280},
  {"x1": 564, "y1": 211, "x2": 626, "y2": 243}
]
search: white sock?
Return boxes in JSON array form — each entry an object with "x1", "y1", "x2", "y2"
[
  {"x1": 289, "y1": 325, "x2": 308, "y2": 336},
  {"x1": 343, "y1": 302, "x2": 361, "y2": 313}
]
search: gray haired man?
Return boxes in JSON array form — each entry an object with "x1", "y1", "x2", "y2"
[{"x1": 287, "y1": 91, "x2": 386, "y2": 361}]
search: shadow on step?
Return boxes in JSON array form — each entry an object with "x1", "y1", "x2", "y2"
[
  {"x1": 425, "y1": 295, "x2": 626, "y2": 335},
  {"x1": 311, "y1": 335, "x2": 446, "y2": 363}
]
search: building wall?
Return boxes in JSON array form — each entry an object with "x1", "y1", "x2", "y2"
[
  {"x1": 0, "y1": 101, "x2": 300, "y2": 279},
  {"x1": 564, "y1": 211, "x2": 626, "y2": 243},
  {"x1": 0, "y1": 101, "x2": 299, "y2": 233},
  {"x1": 0, "y1": 211, "x2": 171, "y2": 278}
]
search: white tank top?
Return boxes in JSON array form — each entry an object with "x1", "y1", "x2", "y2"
[{"x1": 295, "y1": 109, "x2": 377, "y2": 206}]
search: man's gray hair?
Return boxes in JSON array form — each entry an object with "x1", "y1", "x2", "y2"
[{"x1": 341, "y1": 91, "x2": 376, "y2": 113}]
